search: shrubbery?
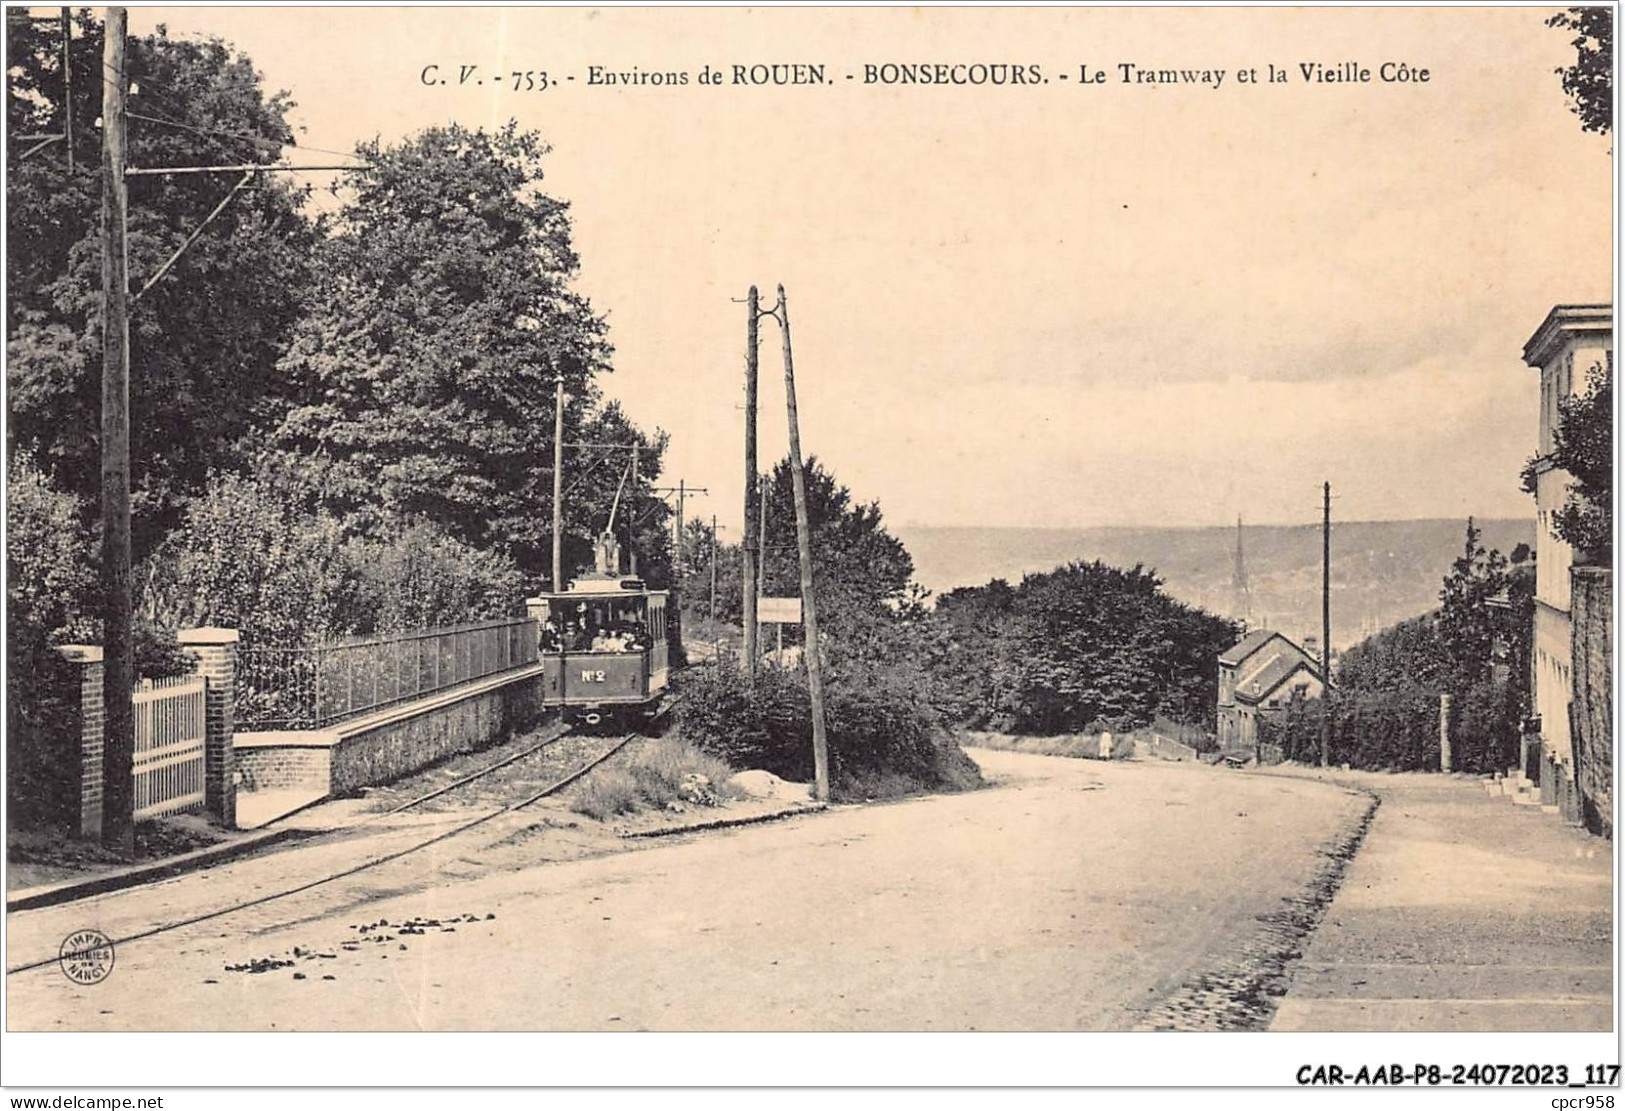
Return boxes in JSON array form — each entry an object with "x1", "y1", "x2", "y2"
[
  {"x1": 1260, "y1": 681, "x2": 1517, "y2": 774},
  {"x1": 146, "y1": 465, "x2": 527, "y2": 648},
  {"x1": 674, "y1": 662, "x2": 982, "y2": 801}
]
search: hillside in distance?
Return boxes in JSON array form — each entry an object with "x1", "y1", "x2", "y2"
[{"x1": 895, "y1": 519, "x2": 1535, "y2": 652}]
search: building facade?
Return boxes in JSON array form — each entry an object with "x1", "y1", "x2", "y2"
[
  {"x1": 1521, "y1": 305, "x2": 1611, "y2": 798},
  {"x1": 1216, "y1": 629, "x2": 1324, "y2": 753}
]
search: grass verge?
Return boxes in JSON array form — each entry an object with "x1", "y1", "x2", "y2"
[{"x1": 570, "y1": 736, "x2": 745, "y2": 821}]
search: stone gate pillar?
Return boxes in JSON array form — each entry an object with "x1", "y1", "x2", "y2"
[
  {"x1": 179, "y1": 627, "x2": 239, "y2": 828},
  {"x1": 56, "y1": 645, "x2": 104, "y2": 839}
]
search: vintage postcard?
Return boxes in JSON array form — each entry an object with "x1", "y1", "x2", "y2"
[{"x1": 2, "y1": 2, "x2": 1616, "y2": 1096}]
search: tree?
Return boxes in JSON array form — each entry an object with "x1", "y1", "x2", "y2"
[
  {"x1": 275, "y1": 122, "x2": 665, "y2": 582},
  {"x1": 1550, "y1": 357, "x2": 1612, "y2": 562},
  {"x1": 1437, "y1": 518, "x2": 1512, "y2": 686},
  {"x1": 756, "y1": 455, "x2": 915, "y2": 646},
  {"x1": 7, "y1": 14, "x2": 319, "y2": 555},
  {"x1": 1549, "y1": 7, "x2": 1613, "y2": 135},
  {"x1": 931, "y1": 561, "x2": 1237, "y2": 734}
]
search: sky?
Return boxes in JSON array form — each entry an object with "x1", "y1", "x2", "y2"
[{"x1": 130, "y1": 5, "x2": 1616, "y2": 533}]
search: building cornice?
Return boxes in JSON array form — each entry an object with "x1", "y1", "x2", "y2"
[{"x1": 1522, "y1": 304, "x2": 1612, "y2": 369}]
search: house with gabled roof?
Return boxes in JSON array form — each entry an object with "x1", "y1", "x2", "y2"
[{"x1": 1217, "y1": 630, "x2": 1324, "y2": 754}]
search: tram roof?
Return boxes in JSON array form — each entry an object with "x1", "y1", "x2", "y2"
[{"x1": 528, "y1": 575, "x2": 667, "y2": 600}]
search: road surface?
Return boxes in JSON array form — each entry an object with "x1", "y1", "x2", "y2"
[{"x1": 8, "y1": 748, "x2": 1365, "y2": 1031}]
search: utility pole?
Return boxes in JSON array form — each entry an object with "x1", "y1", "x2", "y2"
[
  {"x1": 676, "y1": 479, "x2": 686, "y2": 575},
  {"x1": 742, "y1": 286, "x2": 760, "y2": 679},
  {"x1": 629, "y1": 442, "x2": 640, "y2": 576},
  {"x1": 774, "y1": 285, "x2": 830, "y2": 802},
  {"x1": 656, "y1": 482, "x2": 707, "y2": 581},
  {"x1": 61, "y1": 7, "x2": 72, "y2": 174},
  {"x1": 1320, "y1": 480, "x2": 1332, "y2": 768},
  {"x1": 100, "y1": 6, "x2": 134, "y2": 854},
  {"x1": 757, "y1": 472, "x2": 769, "y2": 614},
  {"x1": 551, "y1": 365, "x2": 565, "y2": 592},
  {"x1": 710, "y1": 513, "x2": 721, "y2": 660}
]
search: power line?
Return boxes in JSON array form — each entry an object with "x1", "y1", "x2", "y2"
[
  {"x1": 129, "y1": 109, "x2": 364, "y2": 163},
  {"x1": 103, "y1": 58, "x2": 366, "y2": 166}
]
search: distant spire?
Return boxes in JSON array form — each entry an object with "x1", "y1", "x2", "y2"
[{"x1": 1231, "y1": 514, "x2": 1252, "y2": 627}]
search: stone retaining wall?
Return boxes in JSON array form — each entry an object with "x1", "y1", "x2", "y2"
[
  {"x1": 1570, "y1": 566, "x2": 1612, "y2": 838},
  {"x1": 235, "y1": 666, "x2": 549, "y2": 799}
]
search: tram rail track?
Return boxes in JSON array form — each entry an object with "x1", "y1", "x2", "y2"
[
  {"x1": 6, "y1": 724, "x2": 641, "y2": 976},
  {"x1": 10, "y1": 657, "x2": 699, "y2": 976}
]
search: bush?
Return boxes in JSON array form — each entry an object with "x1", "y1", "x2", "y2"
[
  {"x1": 6, "y1": 625, "x2": 83, "y2": 830},
  {"x1": 6, "y1": 454, "x2": 95, "y2": 635},
  {"x1": 922, "y1": 562, "x2": 1238, "y2": 735},
  {"x1": 673, "y1": 662, "x2": 983, "y2": 800},
  {"x1": 146, "y1": 465, "x2": 356, "y2": 645},
  {"x1": 7, "y1": 457, "x2": 97, "y2": 828},
  {"x1": 343, "y1": 523, "x2": 526, "y2": 634},
  {"x1": 148, "y1": 464, "x2": 527, "y2": 648}
]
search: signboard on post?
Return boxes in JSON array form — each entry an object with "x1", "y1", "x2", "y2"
[{"x1": 759, "y1": 596, "x2": 802, "y2": 624}]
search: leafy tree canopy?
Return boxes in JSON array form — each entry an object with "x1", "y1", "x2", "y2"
[
  {"x1": 7, "y1": 13, "x2": 319, "y2": 555},
  {"x1": 932, "y1": 561, "x2": 1237, "y2": 734},
  {"x1": 1549, "y1": 7, "x2": 1613, "y2": 135},
  {"x1": 1551, "y1": 357, "x2": 1612, "y2": 562},
  {"x1": 274, "y1": 122, "x2": 668, "y2": 583},
  {"x1": 757, "y1": 455, "x2": 915, "y2": 643}
]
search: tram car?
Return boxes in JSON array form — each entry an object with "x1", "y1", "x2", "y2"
[{"x1": 526, "y1": 572, "x2": 672, "y2": 728}]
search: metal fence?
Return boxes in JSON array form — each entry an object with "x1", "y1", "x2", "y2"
[
  {"x1": 237, "y1": 616, "x2": 539, "y2": 731},
  {"x1": 133, "y1": 675, "x2": 208, "y2": 820}
]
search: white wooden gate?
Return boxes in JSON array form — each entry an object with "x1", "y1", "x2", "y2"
[{"x1": 133, "y1": 675, "x2": 208, "y2": 820}]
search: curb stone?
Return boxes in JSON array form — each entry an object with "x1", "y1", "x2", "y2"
[
  {"x1": 618, "y1": 802, "x2": 828, "y2": 839},
  {"x1": 6, "y1": 827, "x2": 311, "y2": 913}
]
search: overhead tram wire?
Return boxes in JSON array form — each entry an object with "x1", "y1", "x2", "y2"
[
  {"x1": 98, "y1": 51, "x2": 355, "y2": 156},
  {"x1": 103, "y1": 57, "x2": 368, "y2": 169},
  {"x1": 128, "y1": 110, "x2": 367, "y2": 164}
]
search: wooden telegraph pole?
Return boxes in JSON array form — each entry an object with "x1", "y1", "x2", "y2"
[
  {"x1": 675, "y1": 479, "x2": 686, "y2": 575},
  {"x1": 551, "y1": 364, "x2": 565, "y2": 591},
  {"x1": 100, "y1": 6, "x2": 134, "y2": 853},
  {"x1": 774, "y1": 286, "x2": 830, "y2": 802},
  {"x1": 758, "y1": 472, "x2": 769, "y2": 616},
  {"x1": 629, "y1": 442, "x2": 640, "y2": 577},
  {"x1": 742, "y1": 287, "x2": 760, "y2": 679},
  {"x1": 1320, "y1": 480, "x2": 1332, "y2": 768},
  {"x1": 61, "y1": 7, "x2": 72, "y2": 173},
  {"x1": 710, "y1": 513, "x2": 721, "y2": 658}
]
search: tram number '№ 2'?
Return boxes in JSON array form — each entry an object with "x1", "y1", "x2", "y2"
[{"x1": 581, "y1": 669, "x2": 607, "y2": 683}]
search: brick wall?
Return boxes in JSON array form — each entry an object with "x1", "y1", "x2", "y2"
[
  {"x1": 234, "y1": 742, "x2": 333, "y2": 793},
  {"x1": 1570, "y1": 566, "x2": 1612, "y2": 838}
]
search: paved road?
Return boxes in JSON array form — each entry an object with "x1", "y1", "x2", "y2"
[
  {"x1": 1266, "y1": 767, "x2": 1613, "y2": 1032},
  {"x1": 8, "y1": 750, "x2": 1363, "y2": 1031}
]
